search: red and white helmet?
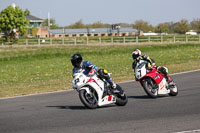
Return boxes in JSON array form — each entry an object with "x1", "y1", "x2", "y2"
[{"x1": 132, "y1": 49, "x2": 141, "y2": 59}]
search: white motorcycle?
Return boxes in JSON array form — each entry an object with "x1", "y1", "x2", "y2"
[
  {"x1": 134, "y1": 60, "x2": 178, "y2": 98},
  {"x1": 72, "y1": 71, "x2": 128, "y2": 109}
]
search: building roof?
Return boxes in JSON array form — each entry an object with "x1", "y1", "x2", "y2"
[
  {"x1": 50, "y1": 28, "x2": 137, "y2": 35},
  {"x1": 89, "y1": 28, "x2": 111, "y2": 34},
  {"x1": 26, "y1": 15, "x2": 44, "y2": 22},
  {"x1": 65, "y1": 28, "x2": 88, "y2": 34}
]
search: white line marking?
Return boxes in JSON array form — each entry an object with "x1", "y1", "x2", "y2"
[
  {"x1": 1, "y1": 69, "x2": 200, "y2": 100},
  {"x1": 175, "y1": 129, "x2": 200, "y2": 133},
  {"x1": 171, "y1": 69, "x2": 200, "y2": 76},
  {"x1": 118, "y1": 80, "x2": 135, "y2": 84},
  {"x1": 0, "y1": 89, "x2": 74, "y2": 100}
]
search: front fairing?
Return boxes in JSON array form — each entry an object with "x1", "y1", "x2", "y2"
[
  {"x1": 72, "y1": 73, "x2": 88, "y2": 90},
  {"x1": 134, "y1": 60, "x2": 148, "y2": 80},
  {"x1": 139, "y1": 68, "x2": 164, "y2": 85}
]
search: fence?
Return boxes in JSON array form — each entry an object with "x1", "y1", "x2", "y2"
[{"x1": 1, "y1": 35, "x2": 200, "y2": 46}]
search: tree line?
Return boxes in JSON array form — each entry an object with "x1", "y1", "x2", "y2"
[
  {"x1": 1, "y1": 5, "x2": 200, "y2": 44},
  {"x1": 44, "y1": 18, "x2": 200, "y2": 34}
]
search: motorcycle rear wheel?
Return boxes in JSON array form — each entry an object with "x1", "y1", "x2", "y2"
[
  {"x1": 79, "y1": 88, "x2": 98, "y2": 109},
  {"x1": 142, "y1": 78, "x2": 158, "y2": 98},
  {"x1": 115, "y1": 85, "x2": 128, "y2": 106}
]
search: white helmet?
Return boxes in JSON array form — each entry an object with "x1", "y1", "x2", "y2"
[{"x1": 132, "y1": 49, "x2": 141, "y2": 59}]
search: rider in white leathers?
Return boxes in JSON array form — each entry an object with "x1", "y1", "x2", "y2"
[{"x1": 71, "y1": 53, "x2": 117, "y2": 90}]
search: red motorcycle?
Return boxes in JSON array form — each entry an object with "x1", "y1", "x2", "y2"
[{"x1": 134, "y1": 60, "x2": 178, "y2": 98}]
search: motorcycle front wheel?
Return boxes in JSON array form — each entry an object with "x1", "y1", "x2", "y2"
[
  {"x1": 168, "y1": 82, "x2": 178, "y2": 96},
  {"x1": 142, "y1": 78, "x2": 158, "y2": 98},
  {"x1": 79, "y1": 88, "x2": 98, "y2": 109}
]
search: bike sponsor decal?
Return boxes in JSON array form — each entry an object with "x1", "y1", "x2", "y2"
[
  {"x1": 86, "y1": 78, "x2": 102, "y2": 90},
  {"x1": 160, "y1": 85, "x2": 165, "y2": 90},
  {"x1": 86, "y1": 78, "x2": 97, "y2": 83},
  {"x1": 108, "y1": 95, "x2": 112, "y2": 101},
  {"x1": 159, "y1": 81, "x2": 165, "y2": 90},
  {"x1": 154, "y1": 75, "x2": 160, "y2": 80}
]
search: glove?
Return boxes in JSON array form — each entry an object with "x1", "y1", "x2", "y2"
[
  {"x1": 151, "y1": 63, "x2": 156, "y2": 68},
  {"x1": 88, "y1": 69, "x2": 96, "y2": 76}
]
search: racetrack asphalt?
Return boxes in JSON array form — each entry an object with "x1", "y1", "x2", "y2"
[{"x1": 0, "y1": 70, "x2": 200, "y2": 133}]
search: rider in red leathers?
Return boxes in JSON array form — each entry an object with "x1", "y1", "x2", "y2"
[{"x1": 132, "y1": 49, "x2": 174, "y2": 85}]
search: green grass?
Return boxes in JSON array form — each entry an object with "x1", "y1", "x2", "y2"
[{"x1": 0, "y1": 43, "x2": 200, "y2": 98}]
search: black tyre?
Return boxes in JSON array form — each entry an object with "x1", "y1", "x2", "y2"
[
  {"x1": 142, "y1": 78, "x2": 158, "y2": 98},
  {"x1": 115, "y1": 85, "x2": 128, "y2": 106},
  {"x1": 168, "y1": 82, "x2": 178, "y2": 96},
  {"x1": 79, "y1": 88, "x2": 98, "y2": 109}
]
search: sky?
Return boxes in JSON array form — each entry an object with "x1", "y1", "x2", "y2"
[{"x1": 0, "y1": 0, "x2": 200, "y2": 26}]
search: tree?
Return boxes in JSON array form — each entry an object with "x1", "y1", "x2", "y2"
[
  {"x1": 31, "y1": 27, "x2": 38, "y2": 37},
  {"x1": 132, "y1": 20, "x2": 155, "y2": 33},
  {"x1": 190, "y1": 19, "x2": 200, "y2": 33},
  {"x1": 24, "y1": 9, "x2": 30, "y2": 16},
  {"x1": 91, "y1": 21, "x2": 107, "y2": 28},
  {"x1": 42, "y1": 18, "x2": 59, "y2": 29},
  {"x1": 0, "y1": 5, "x2": 29, "y2": 43},
  {"x1": 65, "y1": 20, "x2": 111, "y2": 29},
  {"x1": 67, "y1": 19, "x2": 85, "y2": 29},
  {"x1": 174, "y1": 19, "x2": 190, "y2": 34},
  {"x1": 165, "y1": 22, "x2": 176, "y2": 33},
  {"x1": 155, "y1": 23, "x2": 170, "y2": 33}
]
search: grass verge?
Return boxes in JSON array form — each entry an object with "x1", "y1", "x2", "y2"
[{"x1": 0, "y1": 43, "x2": 200, "y2": 98}]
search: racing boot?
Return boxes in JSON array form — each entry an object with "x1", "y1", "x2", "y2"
[
  {"x1": 166, "y1": 74, "x2": 175, "y2": 87},
  {"x1": 109, "y1": 80, "x2": 125, "y2": 97},
  {"x1": 108, "y1": 79, "x2": 120, "y2": 94}
]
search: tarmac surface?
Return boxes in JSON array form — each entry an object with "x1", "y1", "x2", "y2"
[{"x1": 0, "y1": 70, "x2": 200, "y2": 133}]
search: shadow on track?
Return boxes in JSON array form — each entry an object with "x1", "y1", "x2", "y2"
[
  {"x1": 46, "y1": 104, "x2": 117, "y2": 110},
  {"x1": 128, "y1": 95, "x2": 153, "y2": 99},
  {"x1": 128, "y1": 95, "x2": 170, "y2": 99},
  {"x1": 46, "y1": 105, "x2": 87, "y2": 110}
]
